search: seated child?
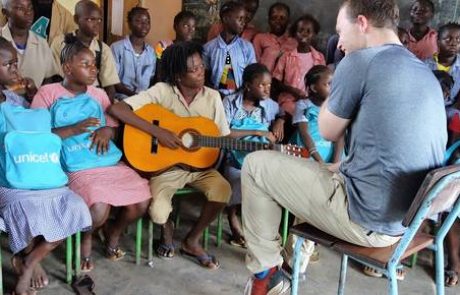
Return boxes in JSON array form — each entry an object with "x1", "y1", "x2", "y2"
[
  {"x1": 32, "y1": 34, "x2": 151, "y2": 272},
  {"x1": 407, "y1": 0, "x2": 438, "y2": 59},
  {"x1": 252, "y1": 2, "x2": 297, "y2": 73},
  {"x1": 272, "y1": 14, "x2": 325, "y2": 115},
  {"x1": 50, "y1": 0, "x2": 120, "y2": 101},
  {"x1": 0, "y1": 36, "x2": 91, "y2": 294},
  {"x1": 154, "y1": 10, "x2": 196, "y2": 81},
  {"x1": 154, "y1": 11, "x2": 196, "y2": 61},
  {"x1": 223, "y1": 63, "x2": 283, "y2": 247},
  {"x1": 111, "y1": 7, "x2": 156, "y2": 100},
  {"x1": 444, "y1": 101, "x2": 460, "y2": 287},
  {"x1": 204, "y1": 1, "x2": 256, "y2": 98},
  {"x1": 283, "y1": 65, "x2": 343, "y2": 276},
  {"x1": 1, "y1": 0, "x2": 60, "y2": 87},
  {"x1": 290, "y1": 65, "x2": 341, "y2": 163},
  {"x1": 425, "y1": 23, "x2": 460, "y2": 119},
  {"x1": 0, "y1": 0, "x2": 77, "y2": 44},
  {"x1": 207, "y1": 0, "x2": 259, "y2": 42}
]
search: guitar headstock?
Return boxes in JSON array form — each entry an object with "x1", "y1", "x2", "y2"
[{"x1": 279, "y1": 144, "x2": 310, "y2": 158}]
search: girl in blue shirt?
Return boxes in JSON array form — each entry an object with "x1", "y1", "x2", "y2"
[{"x1": 223, "y1": 63, "x2": 283, "y2": 247}]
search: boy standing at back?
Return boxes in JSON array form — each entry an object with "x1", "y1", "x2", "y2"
[
  {"x1": 203, "y1": 1, "x2": 256, "y2": 99},
  {"x1": 252, "y1": 2, "x2": 297, "y2": 74},
  {"x1": 50, "y1": 0, "x2": 119, "y2": 101}
]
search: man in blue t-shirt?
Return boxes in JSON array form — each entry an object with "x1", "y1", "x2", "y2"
[{"x1": 241, "y1": 1, "x2": 447, "y2": 294}]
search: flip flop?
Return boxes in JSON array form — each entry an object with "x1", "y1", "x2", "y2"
[
  {"x1": 229, "y1": 236, "x2": 247, "y2": 248},
  {"x1": 180, "y1": 249, "x2": 220, "y2": 270},
  {"x1": 156, "y1": 243, "x2": 175, "y2": 260},
  {"x1": 106, "y1": 245, "x2": 126, "y2": 261},
  {"x1": 445, "y1": 270, "x2": 459, "y2": 287},
  {"x1": 81, "y1": 257, "x2": 94, "y2": 273},
  {"x1": 72, "y1": 275, "x2": 95, "y2": 295}
]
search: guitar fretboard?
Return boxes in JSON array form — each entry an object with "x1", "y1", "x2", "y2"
[{"x1": 196, "y1": 135, "x2": 273, "y2": 152}]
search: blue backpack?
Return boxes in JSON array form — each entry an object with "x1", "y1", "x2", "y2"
[
  {"x1": 229, "y1": 117, "x2": 269, "y2": 169},
  {"x1": 49, "y1": 93, "x2": 122, "y2": 172},
  {"x1": 0, "y1": 103, "x2": 68, "y2": 189}
]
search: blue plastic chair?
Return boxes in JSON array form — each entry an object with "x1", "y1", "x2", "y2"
[{"x1": 290, "y1": 164, "x2": 460, "y2": 295}]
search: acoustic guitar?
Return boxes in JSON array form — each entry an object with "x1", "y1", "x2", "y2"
[{"x1": 123, "y1": 104, "x2": 309, "y2": 174}]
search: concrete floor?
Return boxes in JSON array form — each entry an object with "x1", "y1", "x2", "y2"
[{"x1": 2, "y1": 201, "x2": 459, "y2": 295}]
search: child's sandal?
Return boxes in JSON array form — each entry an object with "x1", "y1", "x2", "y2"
[
  {"x1": 106, "y1": 246, "x2": 126, "y2": 261},
  {"x1": 81, "y1": 257, "x2": 94, "y2": 273}
]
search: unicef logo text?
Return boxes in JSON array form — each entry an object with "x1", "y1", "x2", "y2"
[{"x1": 13, "y1": 152, "x2": 60, "y2": 164}]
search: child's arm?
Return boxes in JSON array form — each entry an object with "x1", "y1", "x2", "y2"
[
  {"x1": 52, "y1": 118, "x2": 101, "y2": 139},
  {"x1": 114, "y1": 83, "x2": 137, "y2": 97},
  {"x1": 229, "y1": 129, "x2": 276, "y2": 143},
  {"x1": 298, "y1": 122, "x2": 324, "y2": 163},
  {"x1": 271, "y1": 117, "x2": 285, "y2": 141}
]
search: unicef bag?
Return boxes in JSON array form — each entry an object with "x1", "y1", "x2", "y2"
[
  {"x1": 2, "y1": 131, "x2": 68, "y2": 189},
  {"x1": 50, "y1": 93, "x2": 122, "y2": 172},
  {"x1": 229, "y1": 117, "x2": 269, "y2": 169},
  {"x1": 0, "y1": 103, "x2": 68, "y2": 189}
]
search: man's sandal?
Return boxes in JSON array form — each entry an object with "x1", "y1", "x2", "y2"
[{"x1": 363, "y1": 266, "x2": 406, "y2": 280}]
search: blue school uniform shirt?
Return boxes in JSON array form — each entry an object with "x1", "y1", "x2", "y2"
[
  {"x1": 222, "y1": 91, "x2": 279, "y2": 127},
  {"x1": 2, "y1": 90, "x2": 29, "y2": 107},
  {"x1": 290, "y1": 99, "x2": 333, "y2": 162},
  {"x1": 203, "y1": 35, "x2": 256, "y2": 97},
  {"x1": 111, "y1": 36, "x2": 156, "y2": 99}
]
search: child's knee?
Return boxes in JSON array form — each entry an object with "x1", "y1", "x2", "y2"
[
  {"x1": 203, "y1": 179, "x2": 232, "y2": 204},
  {"x1": 90, "y1": 203, "x2": 110, "y2": 227},
  {"x1": 148, "y1": 196, "x2": 173, "y2": 224}
]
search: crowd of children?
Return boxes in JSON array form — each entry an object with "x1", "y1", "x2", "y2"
[{"x1": 0, "y1": 0, "x2": 458, "y2": 294}]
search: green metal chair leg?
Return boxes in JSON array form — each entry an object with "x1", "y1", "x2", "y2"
[
  {"x1": 66, "y1": 235, "x2": 73, "y2": 284},
  {"x1": 216, "y1": 212, "x2": 223, "y2": 247},
  {"x1": 148, "y1": 220, "x2": 154, "y2": 262},
  {"x1": 74, "y1": 231, "x2": 81, "y2": 278},
  {"x1": 203, "y1": 227, "x2": 209, "y2": 250},
  {"x1": 135, "y1": 219, "x2": 143, "y2": 265},
  {"x1": 282, "y1": 208, "x2": 290, "y2": 247}
]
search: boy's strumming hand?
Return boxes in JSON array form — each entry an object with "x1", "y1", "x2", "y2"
[
  {"x1": 90, "y1": 126, "x2": 113, "y2": 154},
  {"x1": 154, "y1": 127, "x2": 182, "y2": 149}
]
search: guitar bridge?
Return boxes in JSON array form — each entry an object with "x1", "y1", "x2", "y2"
[{"x1": 151, "y1": 120, "x2": 159, "y2": 154}]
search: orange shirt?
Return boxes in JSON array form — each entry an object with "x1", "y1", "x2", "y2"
[{"x1": 407, "y1": 28, "x2": 438, "y2": 60}]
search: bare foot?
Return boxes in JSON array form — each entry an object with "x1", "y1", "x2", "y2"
[
  {"x1": 30, "y1": 263, "x2": 49, "y2": 289},
  {"x1": 11, "y1": 256, "x2": 36, "y2": 295}
]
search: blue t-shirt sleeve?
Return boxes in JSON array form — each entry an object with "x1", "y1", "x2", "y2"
[
  {"x1": 246, "y1": 42, "x2": 257, "y2": 64},
  {"x1": 327, "y1": 53, "x2": 367, "y2": 119}
]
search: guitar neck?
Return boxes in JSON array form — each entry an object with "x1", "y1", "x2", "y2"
[{"x1": 196, "y1": 135, "x2": 272, "y2": 152}]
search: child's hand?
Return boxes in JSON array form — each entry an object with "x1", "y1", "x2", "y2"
[
  {"x1": 22, "y1": 77, "x2": 37, "y2": 101},
  {"x1": 272, "y1": 119, "x2": 285, "y2": 141},
  {"x1": 72, "y1": 117, "x2": 100, "y2": 136},
  {"x1": 90, "y1": 126, "x2": 113, "y2": 154},
  {"x1": 155, "y1": 127, "x2": 182, "y2": 149},
  {"x1": 263, "y1": 131, "x2": 277, "y2": 143}
]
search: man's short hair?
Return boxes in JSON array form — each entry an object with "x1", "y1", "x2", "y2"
[{"x1": 343, "y1": 0, "x2": 400, "y2": 29}]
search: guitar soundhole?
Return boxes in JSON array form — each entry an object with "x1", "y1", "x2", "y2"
[{"x1": 180, "y1": 130, "x2": 199, "y2": 151}]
